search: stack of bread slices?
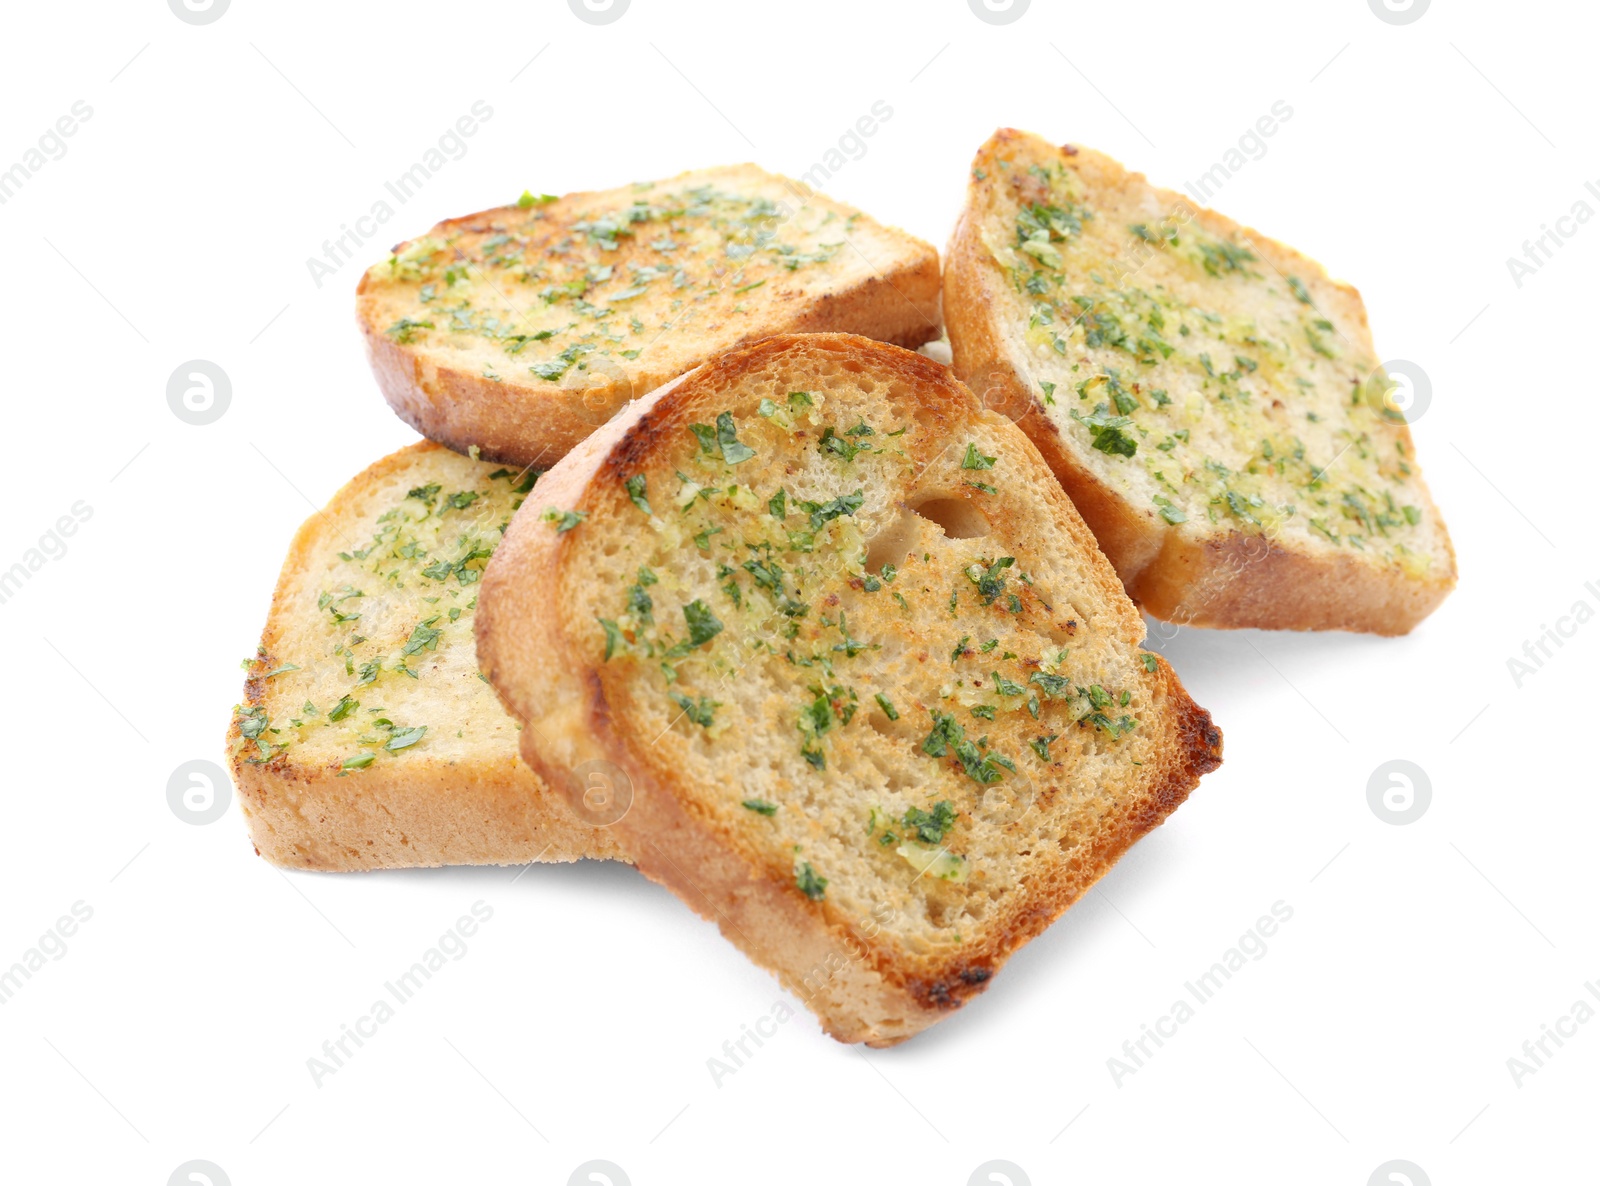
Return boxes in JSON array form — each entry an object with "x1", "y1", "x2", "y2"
[{"x1": 229, "y1": 135, "x2": 1451, "y2": 1045}]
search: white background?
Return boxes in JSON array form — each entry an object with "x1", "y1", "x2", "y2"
[{"x1": 1, "y1": 0, "x2": 1595, "y2": 1182}]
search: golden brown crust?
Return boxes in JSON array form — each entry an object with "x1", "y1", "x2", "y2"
[
  {"x1": 478, "y1": 333, "x2": 1222, "y2": 1043},
  {"x1": 357, "y1": 166, "x2": 942, "y2": 467},
  {"x1": 944, "y1": 129, "x2": 1456, "y2": 635},
  {"x1": 227, "y1": 442, "x2": 626, "y2": 871}
]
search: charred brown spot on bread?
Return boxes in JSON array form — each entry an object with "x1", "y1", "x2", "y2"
[
  {"x1": 913, "y1": 965, "x2": 997, "y2": 1011},
  {"x1": 1176, "y1": 696, "x2": 1225, "y2": 777},
  {"x1": 605, "y1": 408, "x2": 673, "y2": 487}
]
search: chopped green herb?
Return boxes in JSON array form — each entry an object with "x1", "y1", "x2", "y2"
[
  {"x1": 689, "y1": 423, "x2": 717, "y2": 454},
  {"x1": 972, "y1": 556, "x2": 1015, "y2": 606},
  {"x1": 385, "y1": 725, "x2": 427, "y2": 752},
  {"x1": 1029, "y1": 672, "x2": 1070, "y2": 699},
  {"x1": 795, "y1": 861, "x2": 827, "y2": 900},
  {"x1": 715, "y1": 411, "x2": 755, "y2": 465},
  {"x1": 1071, "y1": 403, "x2": 1140, "y2": 457},
  {"x1": 802, "y1": 490, "x2": 864, "y2": 531},
  {"x1": 920, "y1": 711, "x2": 1008, "y2": 784},
  {"x1": 671, "y1": 693, "x2": 719, "y2": 727},
  {"x1": 992, "y1": 672, "x2": 1026, "y2": 696},
  {"x1": 819, "y1": 427, "x2": 868, "y2": 463},
  {"x1": 402, "y1": 619, "x2": 442, "y2": 656},
  {"x1": 962, "y1": 443, "x2": 997, "y2": 470},
  {"x1": 386, "y1": 318, "x2": 433, "y2": 344},
  {"x1": 627, "y1": 581, "x2": 654, "y2": 625},
  {"x1": 624, "y1": 474, "x2": 652, "y2": 515},
  {"x1": 903, "y1": 800, "x2": 957, "y2": 845},
  {"x1": 683, "y1": 600, "x2": 724, "y2": 647},
  {"x1": 541, "y1": 507, "x2": 587, "y2": 532}
]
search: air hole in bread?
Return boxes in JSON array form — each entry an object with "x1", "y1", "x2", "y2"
[
  {"x1": 908, "y1": 496, "x2": 990, "y2": 541},
  {"x1": 863, "y1": 507, "x2": 921, "y2": 574}
]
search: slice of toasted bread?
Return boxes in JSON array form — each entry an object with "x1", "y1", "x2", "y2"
[
  {"x1": 477, "y1": 333, "x2": 1222, "y2": 1044},
  {"x1": 227, "y1": 442, "x2": 626, "y2": 871},
  {"x1": 945, "y1": 129, "x2": 1455, "y2": 635},
  {"x1": 357, "y1": 165, "x2": 942, "y2": 468}
]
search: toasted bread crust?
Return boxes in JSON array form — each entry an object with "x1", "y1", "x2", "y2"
[
  {"x1": 478, "y1": 334, "x2": 1222, "y2": 1043},
  {"x1": 357, "y1": 166, "x2": 942, "y2": 467},
  {"x1": 945, "y1": 129, "x2": 1456, "y2": 635},
  {"x1": 228, "y1": 443, "x2": 626, "y2": 871}
]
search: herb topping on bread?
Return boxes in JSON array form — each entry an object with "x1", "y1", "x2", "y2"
[
  {"x1": 359, "y1": 166, "x2": 941, "y2": 467},
  {"x1": 945, "y1": 129, "x2": 1455, "y2": 634},
  {"x1": 229, "y1": 442, "x2": 624, "y2": 871},
  {"x1": 477, "y1": 333, "x2": 1222, "y2": 1044}
]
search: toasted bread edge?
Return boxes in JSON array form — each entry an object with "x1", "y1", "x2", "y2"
[
  {"x1": 227, "y1": 441, "x2": 625, "y2": 871},
  {"x1": 477, "y1": 334, "x2": 1222, "y2": 1042},
  {"x1": 357, "y1": 193, "x2": 944, "y2": 468},
  {"x1": 944, "y1": 130, "x2": 1456, "y2": 635}
]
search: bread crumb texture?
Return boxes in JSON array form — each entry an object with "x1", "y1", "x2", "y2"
[
  {"x1": 358, "y1": 166, "x2": 940, "y2": 464},
  {"x1": 229, "y1": 443, "x2": 623, "y2": 870},
  {"x1": 509, "y1": 335, "x2": 1221, "y2": 1038},
  {"x1": 947, "y1": 129, "x2": 1454, "y2": 633}
]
